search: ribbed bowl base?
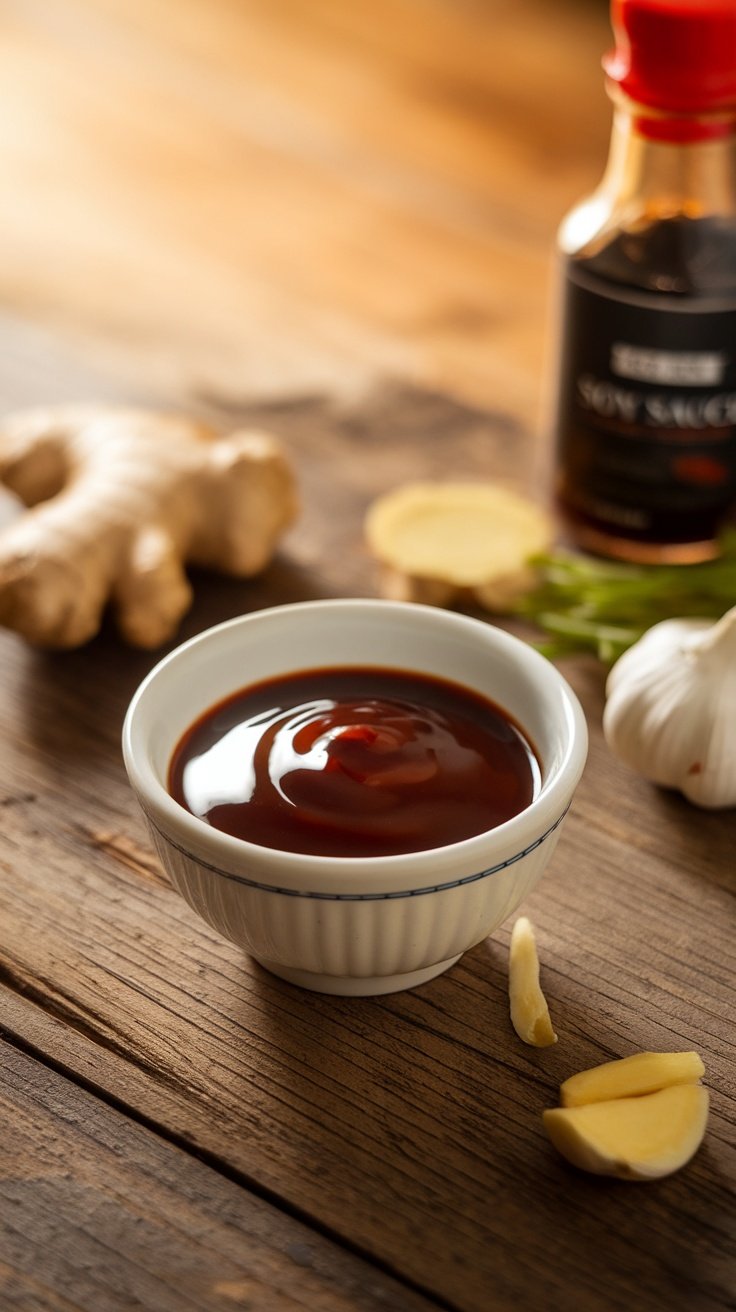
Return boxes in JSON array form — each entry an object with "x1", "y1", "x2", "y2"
[{"x1": 252, "y1": 952, "x2": 463, "y2": 996}]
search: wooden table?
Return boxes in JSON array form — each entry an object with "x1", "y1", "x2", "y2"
[{"x1": 1, "y1": 2, "x2": 734, "y2": 1309}]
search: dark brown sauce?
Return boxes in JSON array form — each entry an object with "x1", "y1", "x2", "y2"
[
  {"x1": 555, "y1": 216, "x2": 736, "y2": 560},
  {"x1": 168, "y1": 667, "x2": 541, "y2": 858},
  {"x1": 581, "y1": 215, "x2": 736, "y2": 299}
]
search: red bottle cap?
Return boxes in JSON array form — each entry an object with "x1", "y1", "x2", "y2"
[{"x1": 604, "y1": 0, "x2": 736, "y2": 127}]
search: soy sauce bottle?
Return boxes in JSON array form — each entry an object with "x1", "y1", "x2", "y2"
[{"x1": 552, "y1": 0, "x2": 736, "y2": 562}]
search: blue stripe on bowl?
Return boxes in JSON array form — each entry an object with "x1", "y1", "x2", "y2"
[{"x1": 145, "y1": 805, "x2": 570, "y2": 901}]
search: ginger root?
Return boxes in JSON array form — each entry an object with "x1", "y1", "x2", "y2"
[
  {"x1": 0, "y1": 405, "x2": 297, "y2": 648},
  {"x1": 365, "y1": 481, "x2": 552, "y2": 609}
]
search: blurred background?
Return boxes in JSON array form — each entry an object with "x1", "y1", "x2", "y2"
[{"x1": 0, "y1": 0, "x2": 611, "y2": 436}]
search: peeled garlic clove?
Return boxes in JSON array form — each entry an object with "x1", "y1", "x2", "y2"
[
  {"x1": 560, "y1": 1051, "x2": 704, "y2": 1107},
  {"x1": 603, "y1": 605, "x2": 736, "y2": 809},
  {"x1": 508, "y1": 916, "x2": 557, "y2": 1048},
  {"x1": 543, "y1": 1084, "x2": 709, "y2": 1180}
]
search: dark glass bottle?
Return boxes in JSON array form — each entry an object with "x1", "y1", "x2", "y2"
[{"x1": 552, "y1": 0, "x2": 736, "y2": 562}]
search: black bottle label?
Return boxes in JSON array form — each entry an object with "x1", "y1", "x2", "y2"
[{"x1": 555, "y1": 261, "x2": 736, "y2": 547}]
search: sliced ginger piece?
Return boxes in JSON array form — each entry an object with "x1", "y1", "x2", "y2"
[
  {"x1": 509, "y1": 916, "x2": 557, "y2": 1048},
  {"x1": 561, "y1": 1051, "x2": 705, "y2": 1108},
  {"x1": 365, "y1": 482, "x2": 552, "y2": 609},
  {"x1": 543, "y1": 1083, "x2": 709, "y2": 1180}
]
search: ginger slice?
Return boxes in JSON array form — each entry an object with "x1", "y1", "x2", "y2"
[
  {"x1": 508, "y1": 916, "x2": 557, "y2": 1048},
  {"x1": 543, "y1": 1084, "x2": 709, "y2": 1180},
  {"x1": 561, "y1": 1051, "x2": 705, "y2": 1107},
  {"x1": 0, "y1": 406, "x2": 297, "y2": 648},
  {"x1": 365, "y1": 482, "x2": 552, "y2": 609}
]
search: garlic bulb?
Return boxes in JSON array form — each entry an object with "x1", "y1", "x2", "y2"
[{"x1": 603, "y1": 605, "x2": 736, "y2": 809}]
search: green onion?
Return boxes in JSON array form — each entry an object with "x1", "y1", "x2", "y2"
[{"x1": 516, "y1": 529, "x2": 736, "y2": 663}]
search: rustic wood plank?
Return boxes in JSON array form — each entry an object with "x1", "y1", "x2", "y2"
[
  {"x1": 0, "y1": 1, "x2": 734, "y2": 1309},
  {"x1": 0, "y1": 1039, "x2": 440, "y2": 1312},
  {"x1": 2, "y1": 815, "x2": 734, "y2": 1312},
  {"x1": 0, "y1": 375, "x2": 733, "y2": 1312}
]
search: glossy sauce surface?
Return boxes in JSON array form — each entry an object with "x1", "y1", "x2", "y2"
[{"x1": 168, "y1": 667, "x2": 541, "y2": 858}]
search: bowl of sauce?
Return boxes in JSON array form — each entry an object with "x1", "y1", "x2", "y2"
[{"x1": 123, "y1": 600, "x2": 587, "y2": 995}]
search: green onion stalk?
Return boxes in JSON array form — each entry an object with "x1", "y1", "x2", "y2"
[{"x1": 515, "y1": 529, "x2": 736, "y2": 664}]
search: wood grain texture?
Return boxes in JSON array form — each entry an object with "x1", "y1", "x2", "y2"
[
  {"x1": 1, "y1": 367, "x2": 734, "y2": 1312},
  {"x1": 0, "y1": 1040, "x2": 438, "y2": 1312},
  {"x1": 0, "y1": 1, "x2": 734, "y2": 1310}
]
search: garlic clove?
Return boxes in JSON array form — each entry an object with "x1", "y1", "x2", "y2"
[
  {"x1": 603, "y1": 607, "x2": 736, "y2": 809},
  {"x1": 560, "y1": 1051, "x2": 705, "y2": 1107},
  {"x1": 543, "y1": 1084, "x2": 709, "y2": 1180},
  {"x1": 508, "y1": 916, "x2": 557, "y2": 1048}
]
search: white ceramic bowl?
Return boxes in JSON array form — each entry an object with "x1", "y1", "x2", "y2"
[{"x1": 122, "y1": 599, "x2": 587, "y2": 995}]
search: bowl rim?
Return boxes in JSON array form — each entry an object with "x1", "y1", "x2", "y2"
[{"x1": 122, "y1": 599, "x2": 588, "y2": 893}]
